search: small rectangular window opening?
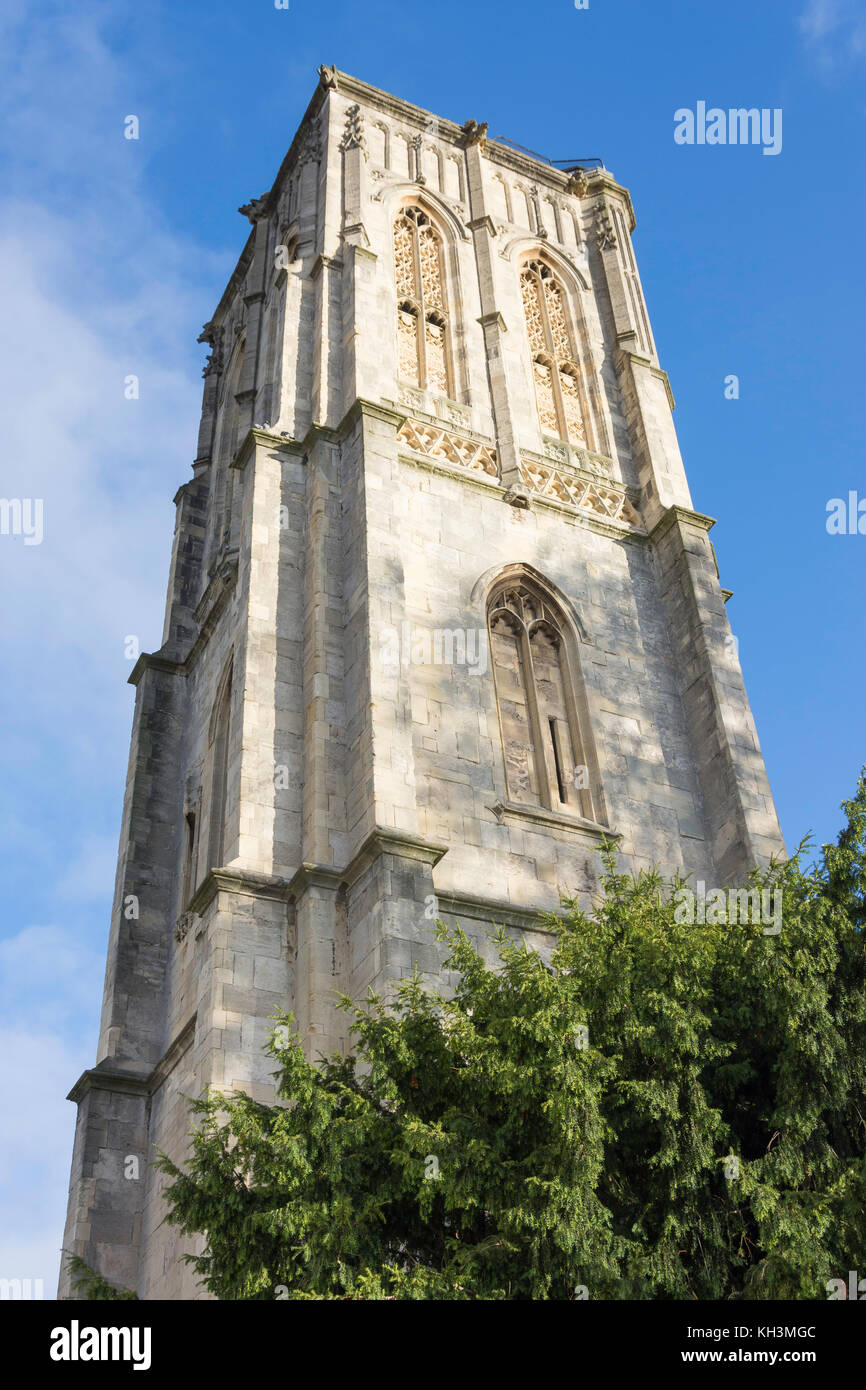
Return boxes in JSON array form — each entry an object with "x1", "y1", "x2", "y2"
[{"x1": 549, "y1": 718, "x2": 568, "y2": 805}]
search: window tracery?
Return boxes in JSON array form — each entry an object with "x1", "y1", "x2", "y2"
[
  {"x1": 520, "y1": 259, "x2": 588, "y2": 446},
  {"x1": 488, "y1": 578, "x2": 602, "y2": 823},
  {"x1": 394, "y1": 205, "x2": 453, "y2": 397}
]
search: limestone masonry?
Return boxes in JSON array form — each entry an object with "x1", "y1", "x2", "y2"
[{"x1": 59, "y1": 67, "x2": 784, "y2": 1298}]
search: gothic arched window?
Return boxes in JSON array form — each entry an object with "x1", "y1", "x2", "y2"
[
  {"x1": 488, "y1": 578, "x2": 603, "y2": 823},
  {"x1": 520, "y1": 259, "x2": 588, "y2": 446},
  {"x1": 394, "y1": 205, "x2": 453, "y2": 397}
]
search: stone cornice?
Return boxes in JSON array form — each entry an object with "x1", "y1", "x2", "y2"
[
  {"x1": 342, "y1": 827, "x2": 448, "y2": 889},
  {"x1": 232, "y1": 426, "x2": 306, "y2": 472},
  {"x1": 323, "y1": 68, "x2": 467, "y2": 149},
  {"x1": 199, "y1": 832, "x2": 449, "y2": 909},
  {"x1": 649, "y1": 505, "x2": 717, "y2": 546},
  {"x1": 518, "y1": 454, "x2": 647, "y2": 542},
  {"x1": 482, "y1": 144, "x2": 591, "y2": 196},
  {"x1": 519, "y1": 486, "x2": 648, "y2": 545},
  {"x1": 188, "y1": 866, "x2": 294, "y2": 917},
  {"x1": 194, "y1": 71, "x2": 636, "y2": 356},
  {"x1": 585, "y1": 172, "x2": 637, "y2": 232},
  {"x1": 310, "y1": 253, "x2": 344, "y2": 279},
  {"x1": 67, "y1": 1017, "x2": 198, "y2": 1106},
  {"x1": 468, "y1": 214, "x2": 497, "y2": 237},
  {"x1": 195, "y1": 71, "x2": 330, "y2": 337},
  {"x1": 434, "y1": 888, "x2": 565, "y2": 934},
  {"x1": 231, "y1": 418, "x2": 356, "y2": 474},
  {"x1": 478, "y1": 310, "x2": 507, "y2": 333},
  {"x1": 286, "y1": 862, "x2": 345, "y2": 898},
  {"x1": 301, "y1": 420, "x2": 342, "y2": 450},
  {"x1": 339, "y1": 397, "x2": 408, "y2": 436},
  {"x1": 67, "y1": 1060, "x2": 151, "y2": 1104},
  {"x1": 317, "y1": 67, "x2": 622, "y2": 203},
  {"x1": 127, "y1": 652, "x2": 184, "y2": 687},
  {"x1": 247, "y1": 72, "x2": 331, "y2": 226},
  {"x1": 621, "y1": 351, "x2": 675, "y2": 410},
  {"x1": 490, "y1": 799, "x2": 621, "y2": 842},
  {"x1": 397, "y1": 447, "x2": 503, "y2": 498}
]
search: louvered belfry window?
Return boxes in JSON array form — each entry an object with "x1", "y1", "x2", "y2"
[
  {"x1": 520, "y1": 259, "x2": 587, "y2": 446},
  {"x1": 394, "y1": 205, "x2": 452, "y2": 396}
]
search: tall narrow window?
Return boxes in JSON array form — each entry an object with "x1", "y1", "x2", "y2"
[
  {"x1": 488, "y1": 578, "x2": 603, "y2": 823},
  {"x1": 206, "y1": 663, "x2": 232, "y2": 872},
  {"x1": 394, "y1": 205, "x2": 453, "y2": 396},
  {"x1": 208, "y1": 340, "x2": 244, "y2": 573},
  {"x1": 182, "y1": 809, "x2": 198, "y2": 905},
  {"x1": 520, "y1": 259, "x2": 588, "y2": 446}
]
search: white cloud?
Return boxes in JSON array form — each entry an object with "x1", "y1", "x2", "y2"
[
  {"x1": 0, "y1": 918, "x2": 105, "y2": 1298},
  {"x1": 0, "y1": 2, "x2": 233, "y2": 1300},
  {"x1": 0, "y1": 1026, "x2": 90, "y2": 1296},
  {"x1": 798, "y1": 0, "x2": 866, "y2": 69},
  {"x1": 56, "y1": 835, "x2": 119, "y2": 903},
  {"x1": 799, "y1": 0, "x2": 840, "y2": 40},
  {"x1": 0, "y1": 924, "x2": 104, "y2": 1031}
]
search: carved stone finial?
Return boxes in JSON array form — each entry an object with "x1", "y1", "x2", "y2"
[
  {"x1": 175, "y1": 910, "x2": 199, "y2": 944},
  {"x1": 340, "y1": 103, "x2": 367, "y2": 155},
  {"x1": 594, "y1": 201, "x2": 617, "y2": 250},
  {"x1": 238, "y1": 192, "x2": 269, "y2": 223},
  {"x1": 461, "y1": 118, "x2": 488, "y2": 147},
  {"x1": 297, "y1": 128, "x2": 321, "y2": 168},
  {"x1": 318, "y1": 64, "x2": 337, "y2": 89},
  {"x1": 197, "y1": 322, "x2": 223, "y2": 377}
]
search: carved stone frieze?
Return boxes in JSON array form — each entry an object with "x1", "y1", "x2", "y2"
[
  {"x1": 520, "y1": 455, "x2": 643, "y2": 530},
  {"x1": 398, "y1": 418, "x2": 499, "y2": 478}
]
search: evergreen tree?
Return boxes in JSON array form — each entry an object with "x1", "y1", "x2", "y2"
[{"x1": 153, "y1": 773, "x2": 866, "y2": 1300}]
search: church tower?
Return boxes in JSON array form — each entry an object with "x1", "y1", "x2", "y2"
[{"x1": 59, "y1": 66, "x2": 784, "y2": 1299}]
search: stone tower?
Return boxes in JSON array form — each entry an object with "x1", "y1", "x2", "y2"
[{"x1": 59, "y1": 66, "x2": 784, "y2": 1299}]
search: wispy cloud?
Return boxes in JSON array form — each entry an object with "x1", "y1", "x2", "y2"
[
  {"x1": 0, "y1": 926, "x2": 104, "y2": 1293},
  {"x1": 798, "y1": 0, "x2": 866, "y2": 71},
  {"x1": 0, "y1": 2, "x2": 229, "y2": 1296}
]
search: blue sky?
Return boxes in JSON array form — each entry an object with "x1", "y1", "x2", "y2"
[{"x1": 0, "y1": 0, "x2": 863, "y2": 1294}]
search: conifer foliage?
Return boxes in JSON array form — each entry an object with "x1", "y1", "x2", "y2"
[{"x1": 155, "y1": 774, "x2": 866, "y2": 1300}]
